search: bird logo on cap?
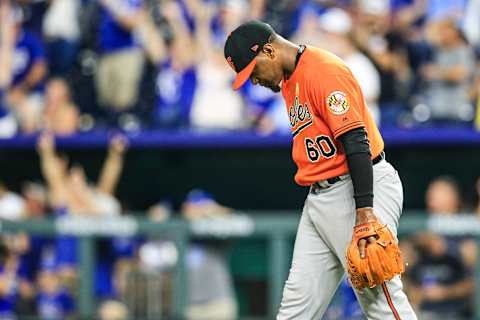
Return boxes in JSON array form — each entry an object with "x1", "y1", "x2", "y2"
[{"x1": 226, "y1": 56, "x2": 236, "y2": 71}]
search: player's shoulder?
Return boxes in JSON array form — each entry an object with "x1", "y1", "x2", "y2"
[
  {"x1": 302, "y1": 46, "x2": 353, "y2": 79},
  {"x1": 299, "y1": 47, "x2": 359, "y2": 102}
]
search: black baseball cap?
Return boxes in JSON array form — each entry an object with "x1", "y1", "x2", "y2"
[{"x1": 224, "y1": 20, "x2": 275, "y2": 90}]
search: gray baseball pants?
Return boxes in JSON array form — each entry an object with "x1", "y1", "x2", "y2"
[{"x1": 277, "y1": 160, "x2": 417, "y2": 320}]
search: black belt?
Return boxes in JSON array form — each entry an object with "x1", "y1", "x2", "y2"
[
  {"x1": 372, "y1": 151, "x2": 385, "y2": 166},
  {"x1": 311, "y1": 151, "x2": 385, "y2": 192}
]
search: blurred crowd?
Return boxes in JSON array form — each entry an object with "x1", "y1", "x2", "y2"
[
  {"x1": 1, "y1": 0, "x2": 480, "y2": 137},
  {"x1": 0, "y1": 133, "x2": 239, "y2": 319}
]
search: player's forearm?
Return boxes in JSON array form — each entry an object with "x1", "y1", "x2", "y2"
[
  {"x1": 338, "y1": 128, "x2": 374, "y2": 213},
  {"x1": 346, "y1": 152, "x2": 374, "y2": 208}
]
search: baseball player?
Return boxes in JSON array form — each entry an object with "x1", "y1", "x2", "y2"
[{"x1": 224, "y1": 21, "x2": 417, "y2": 319}]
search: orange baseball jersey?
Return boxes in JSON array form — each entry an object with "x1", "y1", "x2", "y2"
[{"x1": 281, "y1": 46, "x2": 384, "y2": 186}]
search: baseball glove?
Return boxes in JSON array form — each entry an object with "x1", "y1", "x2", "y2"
[{"x1": 346, "y1": 219, "x2": 404, "y2": 289}]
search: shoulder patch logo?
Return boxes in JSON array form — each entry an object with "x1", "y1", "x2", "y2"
[{"x1": 327, "y1": 91, "x2": 349, "y2": 115}]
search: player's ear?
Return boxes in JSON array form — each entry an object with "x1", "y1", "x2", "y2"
[{"x1": 262, "y1": 43, "x2": 275, "y2": 59}]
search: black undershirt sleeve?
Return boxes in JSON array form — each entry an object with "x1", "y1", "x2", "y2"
[{"x1": 338, "y1": 127, "x2": 373, "y2": 209}]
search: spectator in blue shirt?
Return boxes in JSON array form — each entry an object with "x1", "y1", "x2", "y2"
[
  {"x1": 96, "y1": 236, "x2": 137, "y2": 299},
  {"x1": 11, "y1": 10, "x2": 47, "y2": 90},
  {"x1": 153, "y1": 59, "x2": 197, "y2": 128},
  {"x1": 139, "y1": 0, "x2": 198, "y2": 128},
  {"x1": 4, "y1": 234, "x2": 36, "y2": 317},
  {"x1": 36, "y1": 255, "x2": 75, "y2": 320},
  {"x1": 95, "y1": 0, "x2": 145, "y2": 117},
  {"x1": 0, "y1": 238, "x2": 36, "y2": 320},
  {"x1": 6, "y1": 5, "x2": 47, "y2": 134},
  {"x1": 0, "y1": 270, "x2": 16, "y2": 320}
]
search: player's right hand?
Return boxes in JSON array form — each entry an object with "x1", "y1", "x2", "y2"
[{"x1": 355, "y1": 207, "x2": 378, "y2": 259}]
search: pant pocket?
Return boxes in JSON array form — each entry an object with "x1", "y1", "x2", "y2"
[{"x1": 373, "y1": 170, "x2": 404, "y2": 231}]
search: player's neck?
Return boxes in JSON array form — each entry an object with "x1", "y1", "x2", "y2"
[{"x1": 282, "y1": 41, "x2": 301, "y2": 80}]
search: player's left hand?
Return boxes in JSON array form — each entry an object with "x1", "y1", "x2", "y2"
[{"x1": 355, "y1": 207, "x2": 378, "y2": 259}]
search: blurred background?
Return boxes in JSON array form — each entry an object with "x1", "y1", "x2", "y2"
[{"x1": 0, "y1": 0, "x2": 480, "y2": 319}]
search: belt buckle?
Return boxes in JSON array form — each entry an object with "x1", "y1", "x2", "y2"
[
  {"x1": 311, "y1": 175, "x2": 346, "y2": 194},
  {"x1": 311, "y1": 180, "x2": 329, "y2": 194},
  {"x1": 317, "y1": 180, "x2": 331, "y2": 188}
]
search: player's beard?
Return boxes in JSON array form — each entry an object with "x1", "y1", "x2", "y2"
[
  {"x1": 270, "y1": 85, "x2": 281, "y2": 93},
  {"x1": 266, "y1": 82, "x2": 281, "y2": 93}
]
